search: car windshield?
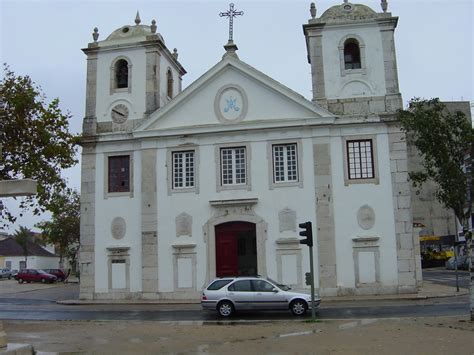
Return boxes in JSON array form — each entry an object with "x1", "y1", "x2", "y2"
[{"x1": 267, "y1": 278, "x2": 291, "y2": 291}]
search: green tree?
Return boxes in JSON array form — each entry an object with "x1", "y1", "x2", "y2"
[
  {"x1": 36, "y1": 189, "x2": 80, "y2": 268},
  {"x1": 397, "y1": 98, "x2": 473, "y2": 230},
  {"x1": 398, "y1": 97, "x2": 474, "y2": 321},
  {"x1": 0, "y1": 64, "x2": 81, "y2": 225},
  {"x1": 14, "y1": 226, "x2": 33, "y2": 266}
]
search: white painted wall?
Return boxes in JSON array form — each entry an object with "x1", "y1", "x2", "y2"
[
  {"x1": 322, "y1": 25, "x2": 387, "y2": 99},
  {"x1": 153, "y1": 67, "x2": 318, "y2": 130},
  {"x1": 330, "y1": 127, "x2": 399, "y2": 289},
  {"x1": 94, "y1": 145, "x2": 142, "y2": 293},
  {"x1": 4, "y1": 256, "x2": 60, "y2": 271},
  {"x1": 96, "y1": 48, "x2": 147, "y2": 123},
  {"x1": 92, "y1": 123, "x2": 401, "y2": 296}
]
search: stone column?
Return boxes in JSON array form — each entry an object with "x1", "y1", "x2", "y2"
[
  {"x1": 141, "y1": 149, "x2": 158, "y2": 296},
  {"x1": 145, "y1": 48, "x2": 160, "y2": 116},
  {"x1": 83, "y1": 51, "x2": 98, "y2": 136},
  {"x1": 388, "y1": 125, "x2": 416, "y2": 293},
  {"x1": 79, "y1": 143, "x2": 96, "y2": 300},
  {"x1": 380, "y1": 23, "x2": 402, "y2": 112},
  {"x1": 306, "y1": 28, "x2": 327, "y2": 109},
  {"x1": 314, "y1": 142, "x2": 337, "y2": 296},
  {"x1": 412, "y1": 225, "x2": 423, "y2": 288}
]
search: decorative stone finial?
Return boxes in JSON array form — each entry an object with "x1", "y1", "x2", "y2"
[
  {"x1": 172, "y1": 48, "x2": 178, "y2": 60},
  {"x1": 92, "y1": 27, "x2": 99, "y2": 42},
  {"x1": 135, "y1": 11, "x2": 141, "y2": 25},
  {"x1": 151, "y1": 19, "x2": 157, "y2": 33},
  {"x1": 310, "y1": 2, "x2": 317, "y2": 18},
  {"x1": 381, "y1": 0, "x2": 388, "y2": 13},
  {"x1": 343, "y1": 0, "x2": 348, "y2": 3},
  {"x1": 223, "y1": 40, "x2": 239, "y2": 59}
]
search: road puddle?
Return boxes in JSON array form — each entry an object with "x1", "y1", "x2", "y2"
[
  {"x1": 278, "y1": 329, "x2": 322, "y2": 338},
  {"x1": 339, "y1": 319, "x2": 378, "y2": 330}
]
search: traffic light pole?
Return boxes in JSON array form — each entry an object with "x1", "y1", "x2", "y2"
[
  {"x1": 299, "y1": 221, "x2": 316, "y2": 320},
  {"x1": 308, "y1": 244, "x2": 316, "y2": 320}
]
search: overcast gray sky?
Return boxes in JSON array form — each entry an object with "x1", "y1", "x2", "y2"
[{"x1": 1, "y1": 0, "x2": 472, "y2": 234}]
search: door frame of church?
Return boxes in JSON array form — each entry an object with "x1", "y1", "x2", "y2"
[
  {"x1": 215, "y1": 221, "x2": 257, "y2": 277},
  {"x1": 203, "y1": 209, "x2": 268, "y2": 286}
]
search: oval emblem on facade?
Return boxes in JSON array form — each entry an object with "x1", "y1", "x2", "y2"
[
  {"x1": 214, "y1": 84, "x2": 248, "y2": 123},
  {"x1": 357, "y1": 205, "x2": 375, "y2": 230},
  {"x1": 111, "y1": 217, "x2": 126, "y2": 239}
]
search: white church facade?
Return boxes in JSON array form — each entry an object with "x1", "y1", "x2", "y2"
[{"x1": 79, "y1": 1, "x2": 418, "y2": 300}]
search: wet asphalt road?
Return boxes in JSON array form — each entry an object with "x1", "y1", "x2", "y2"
[
  {"x1": 0, "y1": 268, "x2": 470, "y2": 322},
  {"x1": 0, "y1": 298, "x2": 469, "y2": 321}
]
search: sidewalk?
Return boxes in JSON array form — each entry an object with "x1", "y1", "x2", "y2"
[{"x1": 57, "y1": 279, "x2": 469, "y2": 305}]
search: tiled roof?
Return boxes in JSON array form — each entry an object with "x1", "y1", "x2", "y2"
[{"x1": 0, "y1": 237, "x2": 57, "y2": 257}]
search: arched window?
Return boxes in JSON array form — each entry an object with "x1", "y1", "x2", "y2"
[
  {"x1": 115, "y1": 59, "x2": 129, "y2": 89},
  {"x1": 167, "y1": 69, "x2": 173, "y2": 98},
  {"x1": 344, "y1": 39, "x2": 361, "y2": 70}
]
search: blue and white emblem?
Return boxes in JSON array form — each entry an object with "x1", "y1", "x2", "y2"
[{"x1": 223, "y1": 96, "x2": 240, "y2": 113}]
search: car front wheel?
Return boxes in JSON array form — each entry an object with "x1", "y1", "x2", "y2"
[
  {"x1": 290, "y1": 299, "x2": 308, "y2": 316},
  {"x1": 217, "y1": 301, "x2": 234, "y2": 317}
]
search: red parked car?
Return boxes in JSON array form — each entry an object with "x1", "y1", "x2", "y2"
[
  {"x1": 43, "y1": 269, "x2": 67, "y2": 282},
  {"x1": 14, "y1": 269, "x2": 57, "y2": 284}
]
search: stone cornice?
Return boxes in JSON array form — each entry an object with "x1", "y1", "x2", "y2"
[{"x1": 209, "y1": 198, "x2": 258, "y2": 208}]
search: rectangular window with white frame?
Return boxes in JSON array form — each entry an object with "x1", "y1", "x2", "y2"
[
  {"x1": 346, "y1": 139, "x2": 375, "y2": 179},
  {"x1": 172, "y1": 150, "x2": 195, "y2": 189},
  {"x1": 221, "y1": 147, "x2": 246, "y2": 185},
  {"x1": 272, "y1": 143, "x2": 298, "y2": 183}
]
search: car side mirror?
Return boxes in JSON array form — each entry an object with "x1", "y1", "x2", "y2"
[{"x1": 272, "y1": 288, "x2": 279, "y2": 293}]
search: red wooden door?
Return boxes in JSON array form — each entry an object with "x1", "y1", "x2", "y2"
[{"x1": 216, "y1": 232, "x2": 238, "y2": 277}]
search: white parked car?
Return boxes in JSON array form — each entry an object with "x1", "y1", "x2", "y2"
[
  {"x1": 201, "y1": 276, "x2": 320, "y2": 317},
  {"x1": 0, "y1": 268, "x2": 12, "y2": 279}
]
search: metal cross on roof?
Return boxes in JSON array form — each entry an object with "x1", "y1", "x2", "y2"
[{"x1": 219, "y1": 3, "x2": 244, "y2": 42}]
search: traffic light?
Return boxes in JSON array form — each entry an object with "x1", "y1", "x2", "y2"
[
  {"x1": 299, "y1": 221, "x2": 313, "y2": 247},
  {"x1": 305, "y1": 272, "x2": 312, "y2": 286}
]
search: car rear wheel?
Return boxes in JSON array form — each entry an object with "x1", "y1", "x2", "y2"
[
  {"x1": 217, "y1": 301, "x2": 234, "y2": 317},
  {"x1": 41, "y1": 278, "x2": 46, "y2": 284},
  {"x1": 290, "y1": 299, "x2": 308, "y2": 316},
  {"x1": 18, "y1": 278, "x2": 23, "y2": 284}
]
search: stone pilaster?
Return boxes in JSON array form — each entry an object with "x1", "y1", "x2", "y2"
[
  {"x1": 145, "y1": 48, "x2": 160, "y2": 116},
  {"x1": 141, "y1": 149, "x2": 158, "y2": 294},
  {"x1": 305, "y1": 26, "x2": 326, "y2": 105},
  {"x1": 314, "y1": 142, "x2": 337, "y2": 296},
  {"x1": 412, "y1": 226, "x2": 423, "y2": 288},
  {"x1": 388, "y1": 124, "x2": 416, "y2": 293},
  {"x1": 83, "y1": 52, "x2": 98, "y2": 136},
  {"x1": 380, "y1": 22, "x2": 402, "y2": 113},
  {"x1": 79, "y1": 143, "x2": 96, "y2": 300}
]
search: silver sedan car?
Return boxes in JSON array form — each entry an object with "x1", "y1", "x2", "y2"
[{"x1": 201, "y1": 276, "x2": 320, "y2": 317}]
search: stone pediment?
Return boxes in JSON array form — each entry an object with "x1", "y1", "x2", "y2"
[{"x1": 135, "y1": 56, "x2": 334, "y2": 134}]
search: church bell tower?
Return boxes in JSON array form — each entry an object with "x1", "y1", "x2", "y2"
[
  {"x1": 82, "y1": 12, "x2": 186, "y2": 136},
  {"x1": 303, "y1": 0, "x2": 401, "y2": 115}
]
